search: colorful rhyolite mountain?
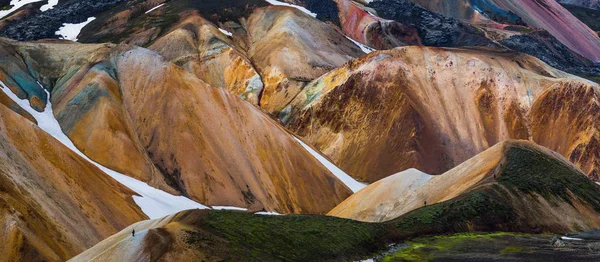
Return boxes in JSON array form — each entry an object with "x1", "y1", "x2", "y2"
[
  {"x1": 1, "y1": 37, "x2": 357, "y2": 214},
  {"x1": 283, "y1": 46, "x2": 599, "y2": 182},
  {"x1": 0, "y1": 0, "x2": 599, "y2": 261}
]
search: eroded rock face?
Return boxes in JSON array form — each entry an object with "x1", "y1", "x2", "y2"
[
  {"x1": 0, "y1": 101, "x2": 145, "y2": 261},
  {"x1": 283, "y1": 46, "x2": 599, "y2": 182},
  {"x1": 246, "y1": 5, "x2": 364, "y2": 113},
  {"x1": 148, "y1": 15, "x2": 264, "y2": 105},
  {"x1": 334, "y1": 0, "x2": 421, "y2": 50},
  {"x1": 0, "y1": 40, "x2": 47, "y2": 111},
  {"x1": 369, "y1": 0, "x2": 495, "y2": 47},
  {"x1": 529, "y1": 84, "x2": 600, "y2": 181}
]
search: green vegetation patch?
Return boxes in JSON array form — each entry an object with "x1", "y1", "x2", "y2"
[
  {"x1": 394, "y1": 190, "x2": 515, "y2": 235},
  {"x1": 498, "y1": 146, "x2": 600, "y2": 212},
  {"x1": 382, "y1": 232, "x2": 530, "y2": 261},
  {"x1": 197, "y1": 210, "x2": 388, "y2": 261}
]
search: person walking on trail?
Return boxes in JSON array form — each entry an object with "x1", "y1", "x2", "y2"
[
  {"x1": 132, "y1": 229, "x2": 135, "y2": 237},
  {"x1": 424, "y1": 200, "x2": 427, "y2": 207}
]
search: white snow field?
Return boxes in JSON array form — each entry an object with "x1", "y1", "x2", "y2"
[
  {"x1": 0, "y1": 80, "x2": 209, "y2": 219},
  {"x1": 264, "y1": 0, "x2": 375, "y2": 54},
  {"x1": 212, "y1": 206, "x2": 248, "y2": 211},
  {"x1": 561, "y1": 236, "x2": 584, "y2": 241},
  {"x1": 254, "y1": 211, "x2": 283, "y2": 216},
  {"x1": 55, "y1": 17, "x2": 96, "y2": 41},
  {"x1": 346, "y1": 36, "x2": 375, "y2": 54},
  {"x1": 264, "y1": 0, "x2": 317, "y2": 17},
  {"x1": 0, "y1": 0, "x2": 42, "y2": 19},
  {"x1": 219, "y1": 28, "x2": 233, "y2": 36},
  {"x1": 293, "y1": 137, "x2": 366, "y2": 193},
  {"x1": 39, "y1": 0, "x2": 57, "y2": 11},
  {"x1": 144, "y1": 3, "x2": 164, "y2": 14}
]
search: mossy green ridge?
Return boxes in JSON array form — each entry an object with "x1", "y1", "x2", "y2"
[
  {"x1": 390, "y1": 142, "x2": 600, "y2": 237},
  {"x1": 498, "y1": 146, "x2": 600, "y2": 212},
  {"x1": 393, "y1": 190, "x2": 516, "y2": 236},
  {"x1": 196, "y1": 210, "x2": 389, "y2": 262}
]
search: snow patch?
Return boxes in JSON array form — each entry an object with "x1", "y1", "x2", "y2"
[
  {"x1": 145, "y1": 3, "x2": 164, "y2": 14},
  {"x1": 264, "y1": 0, "x2": 317, "y2": 17},
  {"x1": 293, "y1": 137, "x2": 367, "y2": 193},
  {"x1": 0, "y1": 80, "x2": 209, "y2": 219},
  {"x1": 255, "y1": 211, "x2": 283, "y2": 216},
  {"x1": 218, "y1": 28, "x2": 233, "y2": 37},
  {"x1": 561, "y1": 236, "x2": 584, "y2": 241},
  {"x1": 39, "y1": 0, "x2": 57, "y2": 11},
  {"x1": 0, "y1": 0, "x2": 44, "y2": 19},
  {"x1": 345, "y1": 36, "x2": 375, "y2": 54},
  {"x1": 212, "y1": 206, "x2": 248, "y2": 211},
  {"x1": 55, "y1": 17, "x2": 96, "y2": 42},
  {"x1": 263, "y1": 0, "x2": 375, "y2": 54}
]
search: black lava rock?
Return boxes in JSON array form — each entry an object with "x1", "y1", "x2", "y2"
[
  {"x1": 0, "y1": 0, "x2": 126, "y2": 41},
  {"x1": 368, "y1": 0, "x2": 495, "y2": 47}
]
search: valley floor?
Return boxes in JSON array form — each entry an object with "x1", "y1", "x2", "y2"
[{"x1": 381, "y1": 232, "x2": 600, "y2": 261}]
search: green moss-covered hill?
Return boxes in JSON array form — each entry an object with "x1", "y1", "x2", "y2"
[
  {"x1": 391, "y1": 141, "x2": 600, "y2": 238},
  {"x1": 73, "y1": 141, "x2": 600, "y2": 261}
]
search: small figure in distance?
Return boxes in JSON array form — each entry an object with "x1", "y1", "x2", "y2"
[
  {"x1": 132, "y1": 229, "x2": 135, "y2": 237},
  {"x1": 424, "y1": 200, "x2": 427, "y2": 207}
]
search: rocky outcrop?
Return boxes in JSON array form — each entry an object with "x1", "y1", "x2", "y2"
[
  {"x1": 246, "y1": 5, "x2": 363, "y2": 113},
  {"x1": 148, "y1": 15, "x2": 263, "y2": 105},
  {"x1": 334, "y1": 0, "x2": 421, "y2": 50},
  {"x1": 407, "y1": 0, "x2": 507, "y2": 25},
  {"x1": 499, "y1": 30, "x2": 600, "y2": 76},
  {"x1": 283, "y1": 46, "x2": 599, "y2": 182},
  {"x1": 0, "y1": 0, "x2": 127, "y2": 41},
  {"x1": 0, "y1": 40, "x2": 48, "y2": 111},
  {"x1": 558, "y1": 0, "x2": 600, "y2": 10},
  {"x1": 368, "y1": 0, "x2": 495, "y2": 47}
]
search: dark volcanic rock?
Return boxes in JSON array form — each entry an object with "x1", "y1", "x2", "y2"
[
  {"x1": 368, "y1": 0, "x2": 495, "y2": 47},
  {"x1": 0, "y1": 0, "x2": 126, "y2": 40},
  {"x1": 299, "y1": 0, "x2": 342, "y2": 27},
  {"x1": 502, "y1": 30, "x2": 600, "y2": 78},
  {"x1": 369, "y1": 0, "x2": 600, "y2": 81}
]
